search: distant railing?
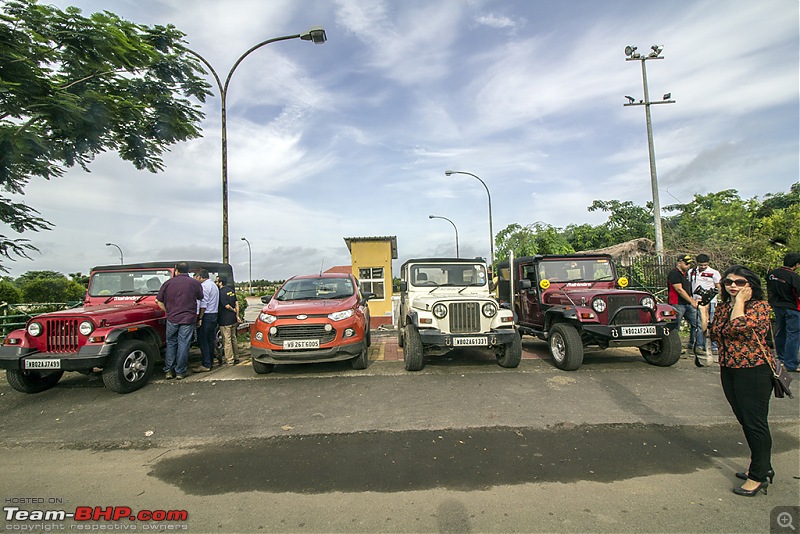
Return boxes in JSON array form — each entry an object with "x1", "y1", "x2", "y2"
[
  {"x1": 0, "y1": 301, "x2": 83, "y2": 336},
  {"x1": 617, "y1": 259, "x2": 672, "y2": 302}
]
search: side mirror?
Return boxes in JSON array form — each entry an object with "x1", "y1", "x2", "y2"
[
  {"x1": 399, "y1": 281, "x2": 408, "y2": 292},
  {"x1": 489, "y1": 280, "x2": 496, "y2": 291},
  {"x1": 261, "y1": 295, "x2": 273, "y2": 304},
  {"x1": 519, "y1": 279, "x2": 532, "y2": 290},
  {"x1": 362, "y1": 292, "x2": 376, "y2": 303}
]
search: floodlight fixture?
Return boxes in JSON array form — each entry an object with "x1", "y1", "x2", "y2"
[
  {"x1": 625, "y1": 95, "x2": 635, "y2": 104},
  {"x1": 624, "y1": 45, "x2": 637, "y2": 57},
  {"x1": 663, "y1": 92, "x2": 671, "y2": 100}
]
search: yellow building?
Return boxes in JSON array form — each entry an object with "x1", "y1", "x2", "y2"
[{"x1": 344, "y1": 236, "x2": 397, "y2": 328}]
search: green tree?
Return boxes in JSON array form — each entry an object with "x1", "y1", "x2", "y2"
[
  {"x1": 0, "y1": 0, "x2": 211, "y2": 270},
  {"x1": 18, "y1": 273, "x2": 85, "y2": 302},
  {"x1": 0, "y1": 279, "x2": 22, "y2": 303},
  {"x1": 495, "y1": 222, "x2": 574, "y2": 262},
  {"x1": 587, "y1": 199, "x2": 654, "y2": 244}
]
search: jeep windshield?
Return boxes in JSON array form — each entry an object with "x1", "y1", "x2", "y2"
[
  {"x1": 410, "y1": 264, "x2": 487, "y2": 287},
  {"x1": 274, "y1": 277, "x2": 355, "y2": 301},
  {"x1": 538, "y1": 259, "x2": 615, "y2": 282},
  {"x1": 88, "y1": 270, "x2": 172, "y2": 297}
]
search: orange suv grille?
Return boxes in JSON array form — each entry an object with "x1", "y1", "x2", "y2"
[{"x1": 269, "y1": 324, "x2": 337, "y2": 345}]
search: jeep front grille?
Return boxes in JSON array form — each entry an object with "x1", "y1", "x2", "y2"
[
  {"x1": 448, "y1": 302, "x2": 481, "y2": 333},
  {"x1": 269, "y1": 324, "x2": 336, "y2": 345},
  {"x1": 607, "y1": 295, "x2": 646, "y2": 325},
  {"x1": 44, "y1": 318, "x2": 80, "y2": 352}
]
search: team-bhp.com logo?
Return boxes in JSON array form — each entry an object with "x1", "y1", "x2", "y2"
[{"x1": 4, "y1": 505, "x2": 188, "y2": 522}]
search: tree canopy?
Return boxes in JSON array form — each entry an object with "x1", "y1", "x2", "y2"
[
  {"x1": 0, "y1": 0, "x2": 211, "y2": 270},
  {"x1": 495, "y1": 184, "x2": 800, "y2": 276}
]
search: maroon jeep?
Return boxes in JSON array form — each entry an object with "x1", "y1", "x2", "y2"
[
  {"x1": 0, "y1": 261, "x2": 233, "y2": 394},
  {"x1": 497, "y1": 254, "x2": 680, "y2": 370}
]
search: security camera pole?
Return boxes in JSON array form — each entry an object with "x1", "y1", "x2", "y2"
[{"x1": 624, "y1": 45, "x2": 675, "y2": 262}]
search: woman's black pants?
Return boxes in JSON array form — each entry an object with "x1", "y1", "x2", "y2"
[{"x1": 720, "y1": 364, "x2": 773, "y2": 482}]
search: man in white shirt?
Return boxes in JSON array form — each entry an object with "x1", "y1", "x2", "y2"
[
  {"x1": 689, "y1": 253, "x2": 722, "y2": 353},
  {"x1": 192, "y1": 269, "x2": 220, "y2": 372}
]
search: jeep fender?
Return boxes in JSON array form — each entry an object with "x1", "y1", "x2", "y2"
[{"x1": 104, "y1": 325, "x2": 161, "y2": 349}]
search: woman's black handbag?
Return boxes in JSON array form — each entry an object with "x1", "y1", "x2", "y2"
[{"x1": 769, "y1": 357, "x2": 794, "y2": 399}]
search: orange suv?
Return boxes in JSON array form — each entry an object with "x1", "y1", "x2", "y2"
[{"x1": 250, "y1": 273, "x2": 375, "y2": 373}]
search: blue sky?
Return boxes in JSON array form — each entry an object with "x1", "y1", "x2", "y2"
[{"x1": 6, "y1": 0, "x2": 799, "y2": 283}]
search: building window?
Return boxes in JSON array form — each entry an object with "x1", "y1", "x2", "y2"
[{"x1": 358, "y1": 267, "x2": 385, "y2": 299}]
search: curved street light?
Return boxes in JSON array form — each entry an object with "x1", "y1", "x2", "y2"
[
  {"x1": 187, "y1": 27, "x2": 327, "y2": 263},
  {"x1": 241, "y1": 237, "x2": 253, "y2": 296},
  {"x1": 444, "y1": 170, "x2": 494, "y2": 268},
  {"x1": 105, "y1": 242, "x2": 123, "y2": 265},
  {"x1": 428, "y1": 215, "x2": 459, "y2": 258}
]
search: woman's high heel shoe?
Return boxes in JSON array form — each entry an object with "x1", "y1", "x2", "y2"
[
  {"x1": 735, "y1": 469, "x2": 774, "y2": 483},
  {"x1": 733, "y1": 480, "x2": 769, "y2": 497}
]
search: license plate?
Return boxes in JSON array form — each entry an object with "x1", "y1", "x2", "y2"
[
  {"x1": 621, "y1": 326, "x2": 656, "y2": 336},
  {"x1": 24, "y1": 359, "x2": 61, "y2": 370},
  {"x1": 283, "y1": 339, "x2": 320, "y2": 350},
  {"x1": 453, "y1": 337, "x2": 488, "y2": 347}
]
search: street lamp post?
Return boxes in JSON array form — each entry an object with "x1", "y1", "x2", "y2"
[
  {"x1": 428, "y1": 215, "x2": 459, "y2": 258},
  {"x1": 187, "y1": 27, "x2": 327, "y2": 264},
  {"x1": 241, "y1": 237, "x2": 253, "y2": 296},
  {"x1": 105, "y1": 242, "x2": 123, "y2": 265},
  {"x1": 444, "y1": 170, "x2": 494, "y2": 269},
  {"x1": 624, "y1": 44, "x2": 675, "y2": 262}
]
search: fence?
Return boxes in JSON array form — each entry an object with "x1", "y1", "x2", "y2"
[
  {"x1": 616, "y1": 259, "x2": 673, "y2": 303},
  {"x1": 1, "y1": 301, "x2": 83, "y2": 336}
]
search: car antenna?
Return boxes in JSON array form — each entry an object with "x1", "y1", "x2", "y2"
[{"x1": 319, "y1": 259, "x2": 325, "y2": 276}]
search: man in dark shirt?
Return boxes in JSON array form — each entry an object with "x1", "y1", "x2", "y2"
[
  {"x1": 767, "y1": 252, "x2": 800, "y2": 372},
  {"x1": 216, "y1": 275, "x2": 240, "y2": 365},
  {"x1": 156, "y1": 262, "x2": 203, "y2": 379},
  {"x1": 667, "y1": 254, "x2": 699, "y2": 353}
]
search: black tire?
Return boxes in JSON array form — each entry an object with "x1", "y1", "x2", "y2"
[
  {"x1": 6, "y1": 369, "x2": 64, "y2": 394},
  {"x1": 351, "y1": 346, "x2": 369, "y2": 370},
  {"x1": 252, "y1": 359, "x2": 275, "y2": 374},
  {"x1": 496, "y1": 331, "x2": 522, "y2": 368},
  {"x1": 214, "y1": 326, "x2": 224, "y2": 360},
  {"x1": 549, "y1": 323, "x2": 584, "y2": 371},
  {"x1": 403, "y1": 324, "x2": 425, "y2": 371},
  {"x1": 397, "y1": 316, "x2": 404, "y2": 348},
  {"x1": 102, "y1": 339, "x2": 155, "y2": 394},
  {"x1": 640, "y1": 330, "x2": 682, "y2": 367},
  {"x1": 366, "y1": 329, "x2": 372, "y2": 348}
]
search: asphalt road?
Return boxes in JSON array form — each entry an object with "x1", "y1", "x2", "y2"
[{"x1": 1, "y1": 339, "x2": 799, "y2": 534}]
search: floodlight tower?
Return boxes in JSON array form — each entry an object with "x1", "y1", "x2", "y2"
[{"x1": 624, "y1": 44, "x2": 675, "y2": 262}]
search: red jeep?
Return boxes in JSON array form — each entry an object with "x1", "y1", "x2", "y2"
[
  {"x1": 497, "y1": 254, "x2": 681, "y2": 370},
  {"x1": 0, "y1": 261, "x2": 233, "y2": 394}
]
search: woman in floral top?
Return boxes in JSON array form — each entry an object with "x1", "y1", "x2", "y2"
[{"x1": 708, "y1": 265, "x2": 773, "y2": 497}]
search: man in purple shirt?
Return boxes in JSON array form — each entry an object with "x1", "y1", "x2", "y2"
[{"x1": 156, "y1": 262, "x2": 203, "y2": 379}]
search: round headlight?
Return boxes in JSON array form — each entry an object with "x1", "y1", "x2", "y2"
[
  {"x1": 27, "y1": 322, "x2": 43, "y2": 337},
  {"x1": 641, "y1": 296, "x2": 656, "y2": 309},
  {"x1": 259, "y1": 312, "x2": 277, "y2": 324},
  {"x1": 79, "y1": 321, "x2": 94, "y2": 336},
  {"x1": 482, "y1": 302, "x2": 498, "y2": 318},
  {"x1": 591, "y1": 298, "x2": 607, "y2": 313},
  {"x1": 432, "y1": 303, "x2": 447, "y2": 319}
]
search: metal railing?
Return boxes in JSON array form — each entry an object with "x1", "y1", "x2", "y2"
[{"x1": 1, "y1": 301, "x2": 83, "y2": 336}]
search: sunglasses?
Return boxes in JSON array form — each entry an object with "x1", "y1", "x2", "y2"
[{"x1": 723, "y1": 279, "x2": 748, "y2": 287}]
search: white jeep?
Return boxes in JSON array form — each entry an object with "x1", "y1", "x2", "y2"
[{"x1": 396, "y1": 258, "x2": 521, "y2": 371}]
